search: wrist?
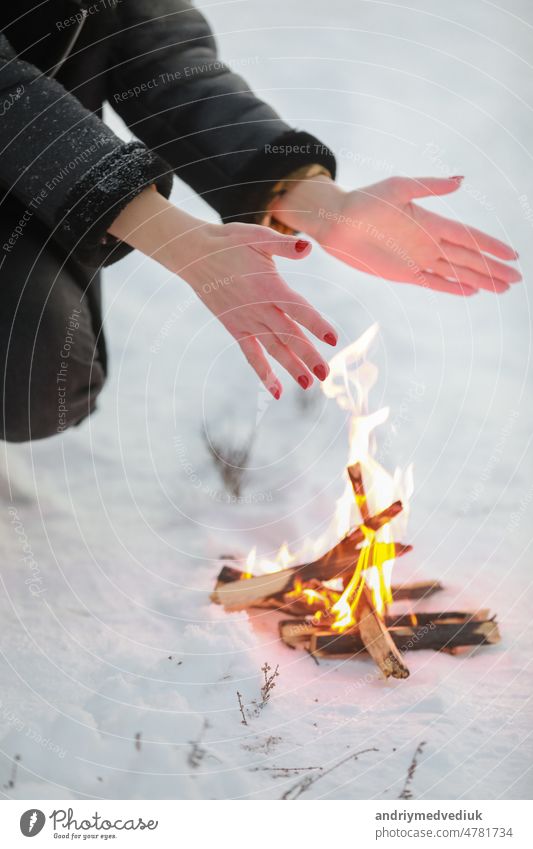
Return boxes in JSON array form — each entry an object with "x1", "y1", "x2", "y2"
[
  {"x1": 270, "y1": 175, "x2": 346, "y2": 241},
  {"x1": 108, "y1": 188, "x2": 219, "y2": 272}
]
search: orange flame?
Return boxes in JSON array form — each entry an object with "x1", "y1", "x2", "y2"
[
  {"x1": 243, "y1": 324, "x2": 412, "y2": 618},
  {"x1": 329, "y1": 526, "x2": 396, "y2": 630}
]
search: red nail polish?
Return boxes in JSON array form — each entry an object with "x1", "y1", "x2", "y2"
[
  {"x1": 294, "y1": 239, "x2": 310, "y2": 253},
  {"x1": 272, "y1": 386, "x2": 281, "y2": 400},
  {"x1": 313, "y1": 364, "x2": 327, "y2": 381},
  {"x1": 298, "y1": 375, "x2": 310, "y2": 389},
  {"x1": 324, "y1": 332, "x2": 337, "y2": 346}
]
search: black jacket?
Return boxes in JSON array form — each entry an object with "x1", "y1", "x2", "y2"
[{"x1": 0, "y1": 0, "x2": 336, "y2": 267}]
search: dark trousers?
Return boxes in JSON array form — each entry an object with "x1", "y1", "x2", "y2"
[{"x1": 0, "y1": 197, "x2": 107, "y2": 442}]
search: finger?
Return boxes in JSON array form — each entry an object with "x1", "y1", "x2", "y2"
[
  {"x1": 415, "y1": 271, "x2": 478, "y2": 296},
  {"x1": 273, "y1": 281, "x2": 338, "y2": 345},
  {"x1": 262, "y1": 310, "x2": 330, "y2": 380},
  {"x1": 246, "y1": 227, "x2": 313, "y2": 260},
  {"x1": 269, "y1": 237, "x2": 312, "y2": 260},
  {"x1": 259, "y1": 333, "x2": 314, "y2": 389},
  {"x1": 420, "y1": 209, "x2": 519, "y2": 260},
  {"x1": 236, "y1": 335, "x2": 282, "y2": 399},
  {"x1": 433, "y1": 259, "x2": 510, "y2": 293},
  {"x1": 392, "y1": 175, "x2": 463, "y2": 201},
  {"x1": 269, "y1": 311, "x2": 331, "y2": 380},
  {"x1": 439, "y1": 241, "x2": 521, "y2": 283}
]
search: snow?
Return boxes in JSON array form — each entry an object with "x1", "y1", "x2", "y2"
[{"x1": 1, "y1": 0, "x2": 532, "y2": 800}]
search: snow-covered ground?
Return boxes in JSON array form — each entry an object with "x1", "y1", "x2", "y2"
[{"x1": 1, "y1": 0, "x2": 532, "y2": 800}]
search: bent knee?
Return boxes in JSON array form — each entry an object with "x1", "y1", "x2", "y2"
[{"x1": 1, "y1": 361, "x2": 106, "y2": 443}]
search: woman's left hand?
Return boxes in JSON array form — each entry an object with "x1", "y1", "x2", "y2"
[{"x1": 272, "y1": 175, "x2": 521, "y2": 296}]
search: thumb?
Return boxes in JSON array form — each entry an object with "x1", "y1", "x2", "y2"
[
  {"x1": 394, "y1": 175, "x2": 464, "y2": 201},
  {"x1": 251, "y1": 229, "x2": 312, "y2": 259},
  {"x1": 272, "y1": 236, "x2": 312, "y2": 259}
]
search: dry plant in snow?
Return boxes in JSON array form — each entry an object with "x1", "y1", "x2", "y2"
[
  {"x1": 204, "y1": 427, "x2": 254, "y2": 497},
  {"x1": 236, "y1": 663, "x2": 280, "y2": 724}
]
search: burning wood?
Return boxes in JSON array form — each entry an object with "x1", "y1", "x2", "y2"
[
  {"x1": 351, "y1": 585, "x2": 410, "y2": 679},
  {"x1": 210, "y1": 328, "x2": 501, "y2": 681},
  {"x1": 210, "y1": 459, "x2": 501, "y2": 679},
  {"x1": 279, "y1": 610, "x2": 500, "y2": 659},
  {"x1": 212, "y1": 563, "x2": 443, "y2": 616},
  {"x1": 211, "y1": 499, "x2": 405, "y2": 610}
]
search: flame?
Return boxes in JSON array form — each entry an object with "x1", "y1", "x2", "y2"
[
  {"x1": 303, "y1": 587, "x2": 325, "y2": 606},
  {"x1": 330, "y1": 526, "x2": 373, "y2": 630},
  {"x1": 285, "y1": 578, "x2": 333, "y2": 611},
  {"x1": 277, "y1": 543, "x2": 295, "y2": 569},
  {"x1": 243, "y1": 324, "x2": 412, "y2": 623},
  {"x1": 257, "y1": 542, "x2": 297, "y2": 575},
  {"x1": 323, "y1": 324, "x2": 411, "y2": 623}
]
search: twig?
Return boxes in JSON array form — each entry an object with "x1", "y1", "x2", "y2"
[
  {"x1": 398, "y1": 741, "x2": 427, "y2": 799},
  {"x1": 251, "y1": 765, "x2": 323, "y2": 778},
  {"x1": 236, "y1": 691, "x2": 248, "y2": 726},
  {"x1": 281, "y1": 747, "x2": 379, "y2": 800},
  {"x1": 259, "y1": 662, "x2": 279, "y2": 707},
  {"x1": 242, "y1": 735, "x2": 281, "y2": 754},
  {"x1": 239, "y1": 664, "x2": 280, "y2": 724}
]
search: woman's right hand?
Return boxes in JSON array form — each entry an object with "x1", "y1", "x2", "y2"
[
  {"x1": 109, "y1": 190, "x2": 338, "y2": 398},
  {"x1": 178, "y1": 222, "x2": 338, "y2": 398}
]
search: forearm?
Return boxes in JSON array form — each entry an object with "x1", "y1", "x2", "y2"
[
  {"x1": 108, "y1": 188, "x2": 216, "y2": 273},
  {"x1": 269, "y1": 175, "x2": 346, "y2": 240}
]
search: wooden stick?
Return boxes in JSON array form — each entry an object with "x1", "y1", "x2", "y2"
[
  {"x1": 213, "y1": 567, "x2": 437, "y2": 618},
  {"x1": 385, "y1": 609, "x2": 490, "y2": 627},
  {"x1": 309, "y1": 617, "x2": 500, "y2": 657},
  {"x1": 300, "y1": 501, "x2": 404, "y2": 582},
  {"x1": 278, "y1": 609, "x2": 490, "y2": 645},
  {"x1": 278, "y1": 618, "x2": 319, "y2": 648},
  {"x1": 278, "y1": 610, "x2": 493, "y2": 648},
  {"x1": 347, "y1": 462, "x2": 371, "y2": 522},
  {"x1": 355, "y1": 586, "x2": 410, "y2": 679},
  {"x1": 210, "y1": 501, "x2": 404, "y2": 609},
  {"x1": 389, "y1": 580, "x2": 443, "y2": 601},
  {"x1": 216, "y1": 542, "x2": 412, "y2": 587}
]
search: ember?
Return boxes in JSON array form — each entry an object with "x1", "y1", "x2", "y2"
[{"x1": 211, "y1": 325, "x2": 500, "y2": 680}]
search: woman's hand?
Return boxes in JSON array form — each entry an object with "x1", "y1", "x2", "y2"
[
  {"x1": 109, "y1": 189, "x2": 337, "y2": 398},
  {"x1": 179, "y1": 222, "x2": 338, "y2": 398},
  {"x1": 272, "y1": 174, "x2": 521, "y2": 296}
]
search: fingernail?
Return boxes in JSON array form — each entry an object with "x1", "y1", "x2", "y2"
[
  {"x1": 294, "y1": 239, "x2": 310, "y2": 253},
  {"x1": 324, "y1": 332, "x2": 337, "y2": 346},
  {"x1": 271, "y1": 385, "x2": 281, "y2": 400},
  {"x1": 313, "y1": 364, "x2": 328, "y2": 381},
  {"x1": 450, "y1": 175, "x2": 464, "y2": 181},
  {"x1": 298, "y1": 375, "x2": 310, "y2": 389}
]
